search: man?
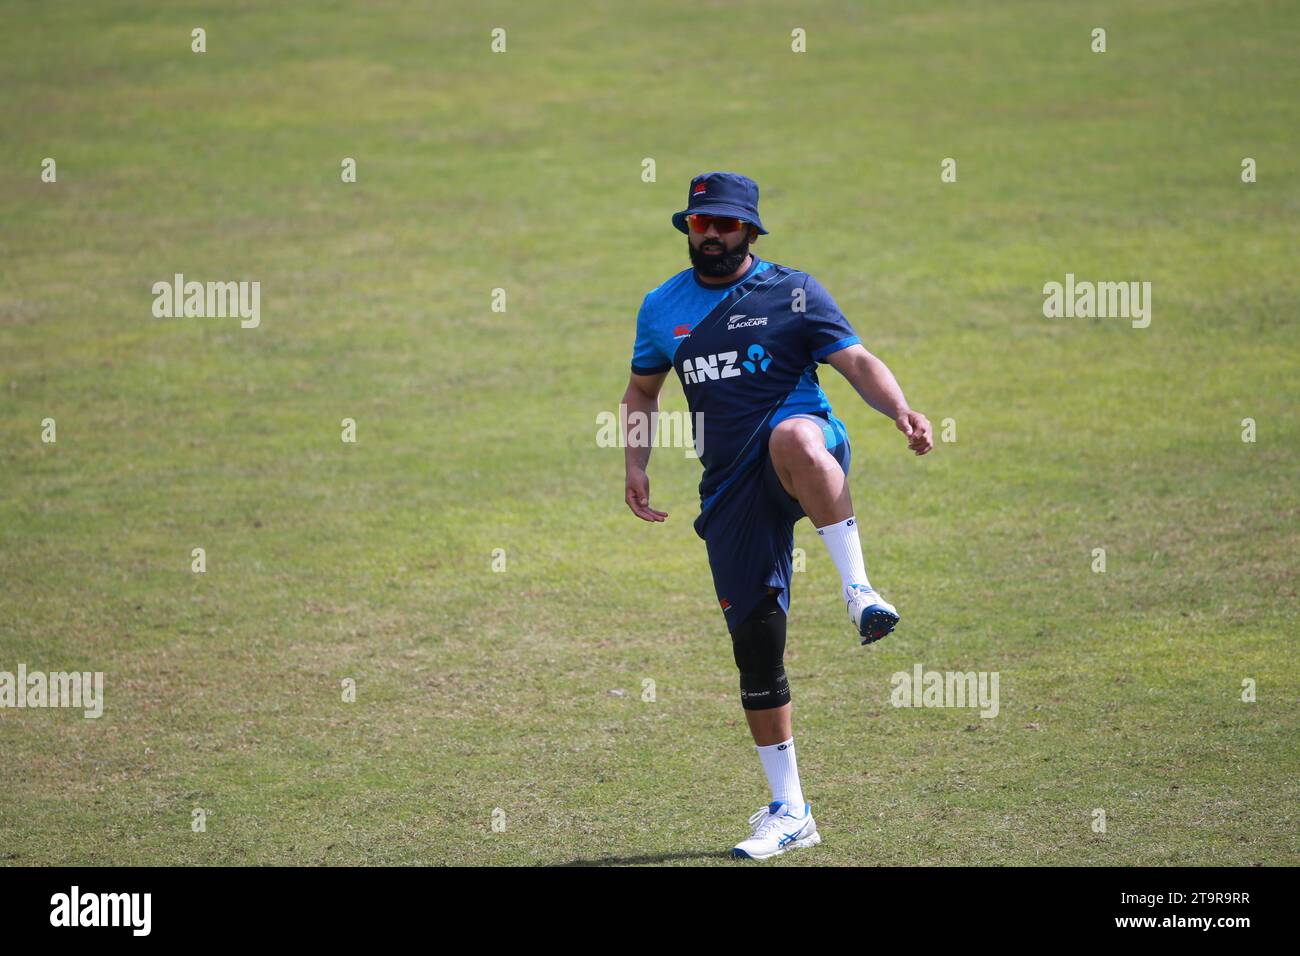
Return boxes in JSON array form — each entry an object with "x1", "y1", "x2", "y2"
[{"x1": 621, "y1": 171, "x2": 933, "y2": 860}]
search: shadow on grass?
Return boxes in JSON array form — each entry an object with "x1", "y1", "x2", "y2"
[{"x1": 539, "y1": 849, "x2": 737, "y2": 866}]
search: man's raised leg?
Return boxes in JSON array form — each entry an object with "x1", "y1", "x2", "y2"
[{"x1": 767, "y1": 417, "x2": 899, "y2": 644}]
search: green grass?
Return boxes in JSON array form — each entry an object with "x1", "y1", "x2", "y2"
[{"x1": 1, "y1": 0, "x2": 1296, "y2": 865}]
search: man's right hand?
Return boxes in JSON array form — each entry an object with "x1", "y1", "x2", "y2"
[{"x1": 625, "y1": 469, "x2": 668, "y2": 522}]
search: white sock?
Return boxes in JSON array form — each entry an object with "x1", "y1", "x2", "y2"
[
  {"x1": 816, "y1": 515, "x2": 870, "y2": 591},
  {"x1": 756, "y1": 737, "x2": 805, "y2": 812}
]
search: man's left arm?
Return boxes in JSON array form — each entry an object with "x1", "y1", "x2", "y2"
[{"x1": 825, "y1": 344, "x2": 933, "y2": 456}]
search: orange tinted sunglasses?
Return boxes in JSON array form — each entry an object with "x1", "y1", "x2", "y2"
[{"x1": 686, "y1": 213, "x2": 749, "y2": 234}]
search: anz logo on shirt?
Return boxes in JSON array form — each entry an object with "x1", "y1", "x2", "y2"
[{"x1": 681, "y1": 344, "x2": 773, "y2": 384}]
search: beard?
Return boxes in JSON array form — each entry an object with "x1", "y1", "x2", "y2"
[{"x1": 688, "y1": 234, "x2": 750, "y2": 278}]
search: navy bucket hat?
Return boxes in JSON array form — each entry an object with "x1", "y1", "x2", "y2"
[{"x1": 671, "y1": 171, "x2": 769, "y2": 235}]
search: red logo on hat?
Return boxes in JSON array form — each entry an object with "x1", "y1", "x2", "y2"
[
  {"x1": 693, "y1": 181, "x2": 707, "y2": 195},
  {"x1": 720, "y1": 597, "x2": 731, "y2": 610}
]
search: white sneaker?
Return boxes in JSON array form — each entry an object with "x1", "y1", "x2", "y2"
[
  {"x1": 731, "y1": 800, "x2": 821, "y2": 860},
  {"x1": 845, "y1": 584, "x2": 899, "y2": 645}
]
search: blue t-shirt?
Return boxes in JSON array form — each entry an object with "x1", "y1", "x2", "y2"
[{"x1": 630, "y1": 256, "x2": 861, "y2": 518}]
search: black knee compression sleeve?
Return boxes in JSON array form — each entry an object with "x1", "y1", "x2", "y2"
[{"x1": 731, "y1": 592, "x2": 790, "y2": 710}]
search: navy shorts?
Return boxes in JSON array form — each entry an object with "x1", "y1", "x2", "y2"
[{"x1": 693, "y1": 415, "x2": 852, "y2": 634}]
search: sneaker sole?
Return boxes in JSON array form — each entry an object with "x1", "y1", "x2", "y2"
[
  {"x1": 859, "y1": 607, "x2": 900, "y2": 645},
  {"x1": 731, "y1": 829, "x2": 822, "y2": 860}
]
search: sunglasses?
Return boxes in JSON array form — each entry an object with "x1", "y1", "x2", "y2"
[{"x1": 686, "y1": 213, "x2": 749, "y2": 234}]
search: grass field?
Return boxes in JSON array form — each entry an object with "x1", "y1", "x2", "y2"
[{"x1": 1, "y1": 0, "x2": 1297, "y2": 866}]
